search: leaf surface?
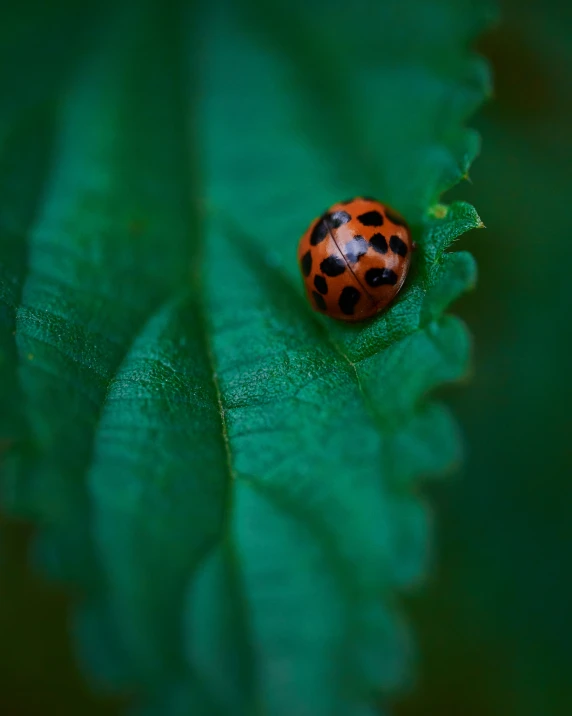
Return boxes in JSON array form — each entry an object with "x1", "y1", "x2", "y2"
[{"x1": 0, "y1": 0, "x2": 491, "y2": 713}]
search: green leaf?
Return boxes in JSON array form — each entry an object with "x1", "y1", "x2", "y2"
[{"x1": 0, "y1": 1, "x2": 491, "y2": 714}]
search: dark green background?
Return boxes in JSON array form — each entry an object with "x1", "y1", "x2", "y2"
[
  {"x1": 400, "y1": 1, "x2": 572, "y2": 714},
  {"x1": 1, "y1": 0, "x2": 571, "y2": 714}
]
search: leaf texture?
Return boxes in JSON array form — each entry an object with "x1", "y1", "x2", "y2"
[{"x1": 0, "y1": 0, "x2": 492, "y2": 714}]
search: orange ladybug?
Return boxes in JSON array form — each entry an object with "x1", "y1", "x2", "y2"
[{"x1": 298, "y1": 197, "x2": 413, "y2": 322}]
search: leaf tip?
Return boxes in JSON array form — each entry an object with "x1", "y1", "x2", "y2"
[{"x1": 427, "y1": 203, "x2": 449, "y2": 220}]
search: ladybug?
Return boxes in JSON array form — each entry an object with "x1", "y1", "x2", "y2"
[{"x1": 298, "y1": 197, "x2": 413, "y2": 322}]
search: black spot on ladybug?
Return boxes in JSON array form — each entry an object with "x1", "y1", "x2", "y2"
[
  {"x1": 328, "y1": 210, "x2": 351, "y2": 228},
  {"x1": 310, "y1": 216, "x2": 329, "y2": 245},
  {"x1": 365, "y1": 268, "x2": 398, "y2": 288},
  {"x1": 314, "y1": 274, "x2": 328, "y2": 295},
  {"x1": 385, "y1": 207, "x2": 407, "y2": 227},
  {"x1": 344, "y1": 235, "x2": 368, "y2": 263},
  {"x1": 369, "y1": 233, "x2": 388, "y2": 254},
  {"x1": 360, "y1": 196, "x2": 377, "y2": 201},
  {"x1": 389, "y1": 235, "x2": 408, "y2": 257},
  {"x1": 310, "y1": 211, "x2": 351, "y2": 244},
  {"x1": 358, "y1": 210, "x2": 384, "y2": 227},
  {"x1": 313, "y1": 291, "x2": 327, "y2": 311},
  {"x1": 338, "y1": 286, "x2": 361, "y2": 315},
  {"x1": 301, "y1": 250, "x2": 312, "y2": 276},
  {"x1": 320, "y1": 255, "x2": 346, "y2": 277}
]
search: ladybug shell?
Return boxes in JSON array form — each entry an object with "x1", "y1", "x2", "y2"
[{"x1": 298, "y1": 198, "x2": 412, "y2": 322}]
